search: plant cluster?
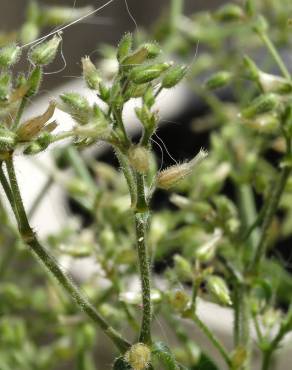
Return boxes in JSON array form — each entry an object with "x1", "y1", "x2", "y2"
[{"x1": 1, "y1": 1, "x2": 292, "y2": 370}]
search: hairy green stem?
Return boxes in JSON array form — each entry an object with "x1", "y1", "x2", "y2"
[
  {"x1": 170, "y1": 0, "x2": 183, "y2": 32},
  {"x1": 190, "y1": 312, "x2": 231, "y2": 368},
  {"x1": 249, "y1": 167, "x2": 291, "y2": 272},
  {"x1": 238, "y1": 184, "x2": 260, "y2": 251},
  {"x1": 256, "y1": 30, "x2": 290, "y2": 80},
  {"x1": 4, "y1": 155, "x2": 130, "y2": 353},
  {"x1": 135, "y1": 210, "x2": 152, "y2": 344},
  {"x1": 115, "y1": 148, "x2": 137, "y2": 208}
]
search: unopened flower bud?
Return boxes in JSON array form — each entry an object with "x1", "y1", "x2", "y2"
[
  {"x1": 117, "y1": 32, "x2": 133, "y2": 62},
  {"x1": 121, "y1": 43, "x2": 161, "y2": 67},
  {"x1": 29, "y1": 34, "x2": 61, "y2": 66},
  {"x1": 130, "y1": 62, "x2": 173, "y2": 84},
  {"x1": 135, "y1": 106, "x2": 158, "y2": 133},
  {"x1": 241, "y1": 93, "x2": 279, "y2": 118},
  {"x1": 195, "y1": 228, "x2": 222, "y2": 262},
  {"x1": 157, "y1": 149, "x2": 208, "y2": 189},
  {"x1": 59, "y1": 92, "x2": 91, "y2": 125},
  {"x1": 81, "y1": 56, "x2": 101, "y2": 90},
  {"x1": 128, "y1": 145, "x2": 150, "y2": 173},
  {"x1": 0, "y1": 127, "x2": 16, "y2": 151},
  {"x1": 259, "y1": 72, "x2": 292, "y2": 94},
  {"x1": 205, "y1": 71, "x2": 233, "y2": 90},
  {"x1": 124, "y1": 83, "x2": 148, "y2": 101},
  {"x1": 262, "y1": 308, "x2": 281, "y2": 328},
  {"x1": 174, "y1": 254, "x2": 193, "y2": 281},
  {"x1": 41, "y1": 6, "x2": 93, "y2": 26},
  {"x1": 23, "y1": 133, "x2": 52, "y2": 155},
  {"x1": 252, "y1": 15, "x2": 269, "y2": 34},
  {"x1": 242, "y1": 113, "x2": 280, "y2": 133},
  {"x1": 99, "y1": 82, "x2": 110, "y2": 102},
  {"x1": 0, "y1": 73, "x2": 11, "y2": 101},
  {"x1": 0, "y1": 43, "x2": 21, "y2": 68},
  {"x1": 243, "y1": 55, "x2": 259, "y2": 81},
  {"x1": 20, "y1": 22, "x2": 40, "y2": 45},
  {"x1": 143, "y1": 86, "x2": 155, "y2": 108},
  {"x1": 162, "y1": 65, "x2": 187, "y2": 88},
  {"x1": 207, "y1": 275, "x2": 232, "y2": 306},
  {"x1": 214, "y1": 4, "x2": 245, "y2": 22},
  {"x1": 170, "y1": 194, "x2": 191, "y2": 208},
  {"x1": 124, "y1": 343, "x2": 151, "y2": 370},
  {"x1": 26, "y1": 66, "x2": 42, "y2": 97}
]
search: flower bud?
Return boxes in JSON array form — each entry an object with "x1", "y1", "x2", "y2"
[
  {"x1": 130, "y1": 62, "x2": 173, "y2": 84},
  {"x1": 124, "y1": 343, "x2": 151, "y2": 370},
  {"x1": 99, "y1": 82, "x2": 110, "y2": 102},
  {"x1": 59, "y1": 92, "x2": 91, "y2": 125},
  {"x1": 0, "y1": 73, "x2": 11, "y2": 101},
  {"x1": 259, "y1": 72, "x2": 292, "y2": 94},
  {"x1": 117, "y1": 33, "x2": 133, "y2": 62},
  {"x1": 135, "y1": 106, "x2": 158, "y2": 133},
  {"x1": 20, "y1": 22, "x2": 40, "y2": 45},
  {"x1": 157, "y1": 149, "x2": 208, "y2": 189},
  {"x1": 128, "y1": 145, "x2": 150, "y2": 173},
  {"x1": 173, "y1": 254, "x2": 193, "y2": 281},
  {"x1": 195, "y1": 228, "x2": 222, "y2": 262},
  {"x1": 17, "y1": 101, "x2": 56, "y2": 141},
  {"x1": 170, "y1": 194, "x2": 191, "y2": 209},
  {"x1": 29, "y1": 34, "x2": 61, "y2": 66},
  {"x1": 252, "y1": 15, "x2": 269, "y2": 33},
  {"x1": 207, "y1": 275, "x2": 232, "y2": 306},
  {"x1": 241, "y1": 93, "x2": 279, "y2": 118},
  {"x1": 81, "y1": 56, "x2": 101, "y2": 90},
  {"x1": 0, "y1": 43, "x2": 21, "y2": 68},
  {"x1": 214, "y1": 4, "x2": 245, "y2": 22},
  {"x1": 121, "y1": 43, "x2": 161, "y2": 67},
  {"x1": 143, "y1": 86, "x2": 155, "y2": 108},
  {"x1": 243, "y1": 55, "x2": 259, "y2": 81},
  {"x1": 245, "y1": 0, "x2": 255, "y2": 17},
  {"x1": 23, "y1": 133, "x2": 52, "y2": 155},
  {"x1": 0, "y1": 127, "x2": 16, "y2": 151},
  {"x1": 205, "y1": 71, "x2": 233, "y2": 90},
  {"x1": 242, "y1": 113, "x2": 280, "y2": 133},
  {"x1": 40, "y1": 6, "x2": 93, "y2": 26},
  {"x1": 26, "y1": 66, "x2": 42, "y2": 97},
  {"x1": 124, "y1": 83, "x2": 148, "y2": 101},
  {"x1": 162, "y1": 65, "x2": 187, "y2": 88}
]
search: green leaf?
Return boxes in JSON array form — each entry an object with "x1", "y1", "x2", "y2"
[{"x1": 152, "y1": 341, "x2": 178, "y2": 370}]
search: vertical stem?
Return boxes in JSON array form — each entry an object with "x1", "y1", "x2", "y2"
[
  {"x1": 170, "y1": 0, "x2": 183, "y2": 32},
  {"x1": 115, "y1": 148, "x2": 137, "y2": 208},
  {"x1": 256, "y1": 31, "x2": 290, "y2": 80},
  {"x1": 237, "y1": 184, "x2": 260, "y2": 251},
  {"x1": 135, "y1": 210, "x2": 152, "y2": 345},
  {"x1": 249, "y1": 167, "x2": 291, "y2": 272},
  {"x1": 190, "y1": 312, "x2": 231, "y2": 368}
]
